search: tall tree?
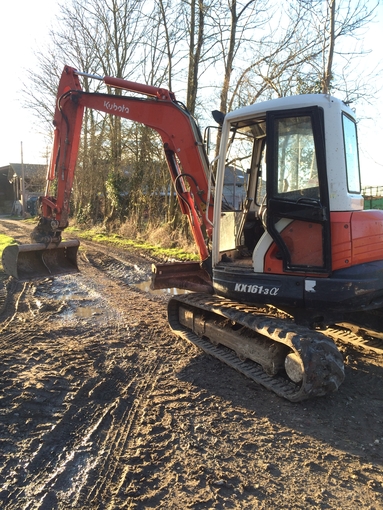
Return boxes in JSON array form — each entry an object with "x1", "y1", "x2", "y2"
[
  {"x1": 23, "y1": 0, "x2": 381, "y2": 231},
  {"x1": 184, "y1": 0, "x2": 208, "y2": 115},
  {"x1": 210, "y1": 0, "x2": 270, "y2": 115},
  {"x1": 298, "y1": 0, "x2": 379, "y2": 99}
]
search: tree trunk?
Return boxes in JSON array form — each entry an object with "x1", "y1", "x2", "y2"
[
  {"x1": 322, "y1": 0, "x2": 336, "y2": 94},
  {"x1": 186, "y1": 0, "x2": 205, "y2": 115}
]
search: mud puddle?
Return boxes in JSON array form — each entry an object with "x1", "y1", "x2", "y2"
[{"x1": 134, "y1": 278, "x2": 188, "y2": 295}]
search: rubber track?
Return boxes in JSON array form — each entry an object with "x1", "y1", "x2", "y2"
[
  {"x1": 325, "y1": 326, "x2": 383, "y2": 354},
  {"x1": 168, "y1": 293, "x2": 345, "y2": 402}
]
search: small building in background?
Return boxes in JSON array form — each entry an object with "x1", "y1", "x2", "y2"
[
  {"x1": 0, "y1": 163, "x2": 47, "y2": 216},
  {"x1": 222, "y1": 165, "x2": 248, "y2": 210},
  {"x1": 0, "y1": 166, "x2": 14, "y2": 215}
]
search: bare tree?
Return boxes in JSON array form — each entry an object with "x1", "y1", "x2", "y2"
[
  {"x1": 297, "y1": 0, "x2": 379, "y2": 99},
  {"x1": 23, "y1": 0, "x2": 382, "y2": 232},
  {"x1": 207, "y1": 0, "x2": 271, "y2": 115},
  {"x1": 144, "y1": 0, "x2": 186, "y2": 90},
  {"x1": 183, "y1": 0, "x2": 209, "y2": 115}
]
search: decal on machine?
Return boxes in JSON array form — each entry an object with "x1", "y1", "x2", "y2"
[
  {"x1": 104, "y1": 101, "x2": 130, "y2": 114},
  {"x1": 305, "y1": 280, "x2": 316, "y2": 293},
  {"x1": 234, "y1": 283, "x2": 280, "y2": 295}
]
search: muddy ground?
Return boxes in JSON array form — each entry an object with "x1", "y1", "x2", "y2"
[{"x1": 0, "y1": 218, "x2": 382, "y2": 510}]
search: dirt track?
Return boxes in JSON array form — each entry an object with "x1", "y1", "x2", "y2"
[{"x1": 0, "y1": 218, "x2": 383, "y2": 509}]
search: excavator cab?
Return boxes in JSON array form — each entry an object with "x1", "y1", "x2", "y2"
[
  {"x1": 213, "y1": 104, "x2": 331, "y2": 273},
  {"x1": 211, "y1": 95, "x2": 383, "y2": 323}
]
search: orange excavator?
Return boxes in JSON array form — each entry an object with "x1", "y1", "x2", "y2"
[{"x1": 3, "y1": 65, "x2": 383, "y2": 401}]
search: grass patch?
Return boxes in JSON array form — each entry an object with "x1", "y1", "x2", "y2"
[
  {"x1": 66, "y1": 227, "x2": 199, "y2": 261},
  {"x1": 0, "y1": 234, "x2": 17, "y2": 273}
]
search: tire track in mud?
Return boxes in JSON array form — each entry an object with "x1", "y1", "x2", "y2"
[
  {"x1": 0, "y1": 247, "x2": 180, "y2": 509},
  {"x1": 0, "y1": 279, "x2": 85, "y2": 503},
  {"x1": 79, "y1": 358, "x2": 161, "y2": 508},
  {"x1": 5, "y1": 340, "x2": 193, "y2": 510},
  {"x1": 64, "y1": 256, "x2": 180, "y2": 508},
  {"x1": 10, "y1": 361, "x2": 161, "y2": 510}
]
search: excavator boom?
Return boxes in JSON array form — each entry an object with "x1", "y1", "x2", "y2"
[{"x1": 2, "y1": 66, "x2": 213, "y2": 280}]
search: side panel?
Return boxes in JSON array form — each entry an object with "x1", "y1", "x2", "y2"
[
  {"x1": 264, "y1": 221, "x2": 325, "y2": 274},
  {"x1": 331, "y1": 210, "x2": 383, "y2": 270},
  {"x1": 351, "y1": 210, "x2": 383, "y2": 264},
  {"x1": 261, "y1": 210, "x2": 383, "y2": 274},
  {"x1": 304, "y1": 260, "x2": 383, "y2": 311},
  {"x1": 213, "y1": 260, "x2": 383, "y2": 315},
  {"x1": 213, "y1": 267, "x2": 305, "y2": 307},
  {"x1": 330, "y1": 212, "x2": 352, "y2": 270},
  {"x1": 263, "y1": 212, "x2": 353, "y2": 274}
]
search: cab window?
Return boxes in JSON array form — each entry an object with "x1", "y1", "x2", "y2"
[
  {"x1": 274, "y1": 116, "x2": 320, "y2": 200},
  {"x1": 342, "y1": 114, "x2": 361, "y2": 193}
]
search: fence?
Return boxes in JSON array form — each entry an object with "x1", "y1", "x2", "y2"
[{"x1": 362, "y1": 186, "x2": 383, "y2": 210}]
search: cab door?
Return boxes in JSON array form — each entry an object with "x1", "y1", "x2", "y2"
[{"x1": 265, "y1": 107, "x2": 331, "y2": 274}]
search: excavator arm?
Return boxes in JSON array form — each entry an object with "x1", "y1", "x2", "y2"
[
  {"x1": 38, "y1": 66, "x2": 213, "y2": 261},
  {"x1": 2, "y1": 65, "x2": 215, "y2": 284}
]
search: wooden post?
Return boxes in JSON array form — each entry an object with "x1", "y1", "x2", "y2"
[{"x1": 20, "y1": 142, "x2": 26, "y2": 217}]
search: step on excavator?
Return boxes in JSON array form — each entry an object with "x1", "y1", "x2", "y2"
[{"x1": 3, "y1": 65, "x2": 383, "y2": 401}]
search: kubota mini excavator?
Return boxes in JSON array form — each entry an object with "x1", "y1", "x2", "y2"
[{"x1": 3, "y1": 65, "x2": 383, "y2": 401}]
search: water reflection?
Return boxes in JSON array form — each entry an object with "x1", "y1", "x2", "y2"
[
  {"x1": 134, "y1": 279, "x2": 188, "y2": 295},
  {"x1": 75, "y1": 306, "x2": 102, "y2": 318}
]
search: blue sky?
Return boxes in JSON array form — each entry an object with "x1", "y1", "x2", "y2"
[{"x1": 1, "y1": 0, "x2": 382, "y2": 186}]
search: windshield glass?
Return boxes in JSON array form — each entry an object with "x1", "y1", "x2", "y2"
[
  {"x1": 222, "y1": 120, "x2": 265, "y2": 210},
  {"x1": 342, "y1": 114, "x2": 360, "y2": 193},
  {"x1": 274, "y1": 115, "x2": 320, "y2": 200}
]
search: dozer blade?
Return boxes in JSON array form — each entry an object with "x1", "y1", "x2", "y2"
[{"x1": 1, "y1": 240, "x2": 80, "y2": 280}]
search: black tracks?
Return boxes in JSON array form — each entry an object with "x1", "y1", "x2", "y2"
[{"x1": 168, "y1": 293, "x2": 345, "y2": 402}]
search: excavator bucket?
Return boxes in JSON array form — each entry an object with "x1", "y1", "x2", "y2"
[{"x1": 1, "y1": 240, "x2": 80, "y2": 280}]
